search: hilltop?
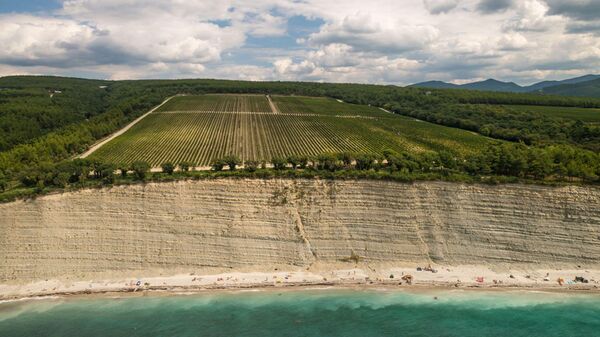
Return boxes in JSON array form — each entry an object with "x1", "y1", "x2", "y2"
[{"x1": 410, "y1": 74, "x2": 600, "y2": 96}]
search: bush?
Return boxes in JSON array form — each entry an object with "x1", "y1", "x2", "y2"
[
  {"x1": 355, "y1": 154, "x2": 376, "y2": 170},
  {"x1": 161, "y1": 162, "x2": 175, "y2": 174},
  {"x1": 131, "y1": 161, "x2": 150, "y2": 180},
  {"x1": 179, "y1": 161, "x2": 193, "y2": 172},
  {"x1": 339, "y1": 152, "x2": 355, "y2": 167},
  {"x1": 316, "y1": 153, "x2": 340, "y2": 171},
  {"x1": 0, "y1": 172, "x2": 6, "y2": 192},
  {"x1": 272, "y1": 157, "x2": 287, "y2": 170},
  {"x1": 97, "y1": 163, "x2": 116, "y2": 183},
  {"x1": 244, "y1": 160, "x2": 259, "y2": 172},
  {"x1": 223, "y1": 155, "x2": 241, "y2": 171},
  {"x1": 117, "y1": 163, "x2": 129, "y2": 177},
  {"x1": 211, "y1": 159, "x2": 226, "y2": 171},
  {"x1": 286, "y1": 155, "x2": 300, "y2": 169},
  {"x1": 298, "y1": 156, "x2": 309, "y2": 169}
]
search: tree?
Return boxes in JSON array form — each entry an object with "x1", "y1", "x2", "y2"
[
  {"x1": 161, "y1": 162, "x2": 175, "y2": 174},
  {"x1": 244, "y1": 160, "x2": 259, "y2": 172},
  {"x1": 179, "y1": 161, "x2": 193, "y2": 172},
  {"x1": 97, "y1": 163, "x2": 116, "y2": 184},
  {"x1": 0, "y1": 172, "x2": 7, "y2": 192},
  {"x1": 339, "y1": 152, "x2": 354, "y2": 167},
  {"x1": 223, "y1": 155, "x2": 241, "y2": 171},
  {"x1": 298, "y1": 156, "x2": 309, "y2": 169},
  {"x1": 316, "y1": 153, "x2": 339, "y2": 171},
  {"x1": 53, "y1": 172, "x2": 71, "y2": 188},
  {"x1": 286, "y1": 155, "x2": 300, "y2": 169},
  {"x1": 271, "y1": 157, "x2": 287, "y2": 170},
  {"x1": 211, "y1": 159, "x2": 226, "y2": 171},
  {"x1": 131, "y1": 161, "x2": 150, "y2": 180},
  {"x1": 355, "y1": 154, "x2": 375, "y2": 170},
  {"x1": 117, "y1": 163, "x2": 129, "y2": 177}
]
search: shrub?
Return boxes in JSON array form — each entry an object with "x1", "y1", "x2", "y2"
[
  {"x1": 131, "y1": 161, "x2": 151, "y2": 180},
  {"x1": 286, "y1": 155, "x2": 300, "y2": 169},
  {"x1": 161, "y1": 162, "x2": 175, "y2": 174},
  {"x1": 117, "y1": 163, "x2": 129, "y2": 177},
  {"x1": 355, "y1": 154, "x2": 376, "y2": 170},
  {"x1": 179, "y1": 161, "x2": 193, "y2": 172},
  {"x1": 98, "y1": 163, "x2": 116, "y2": 183},
  {"x1": 339, "y1": 152, "x2": 355, "y2": 167},
  {"x1": 316, "y1": 153, "x2": 339, "y2": 171},
  {"x1": 53, "y1": 172, "x2": 71, "y2": 188},
  {"x1": 298, "y1": 156, "x2": 309, "y2": 169},
  {"x1": 244, "y1": 160, "x2": 259, "y2": 172},
  {"x1": 272, "y1": 157, "x2": 287, "y2": 170},
  {"x1": 223, "y1": 155, "x2": 241, "y2": 171},
  {"x1": 211, "y1": 159, "x2": 226, "y2": 171}
]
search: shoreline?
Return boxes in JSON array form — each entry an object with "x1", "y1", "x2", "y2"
[{"x1": 2, "y1": 265, "x2": 599, "y2": 302}]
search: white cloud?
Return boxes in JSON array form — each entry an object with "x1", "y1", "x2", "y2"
[
  {"x1": 307, "y1": 13, "x2": 439, "y2": 54},
  {"x1": 423, "y1": 0, "x2": 460, "y2": 15},
  {"x1": 0, "y1": 0, "x2": 598, "y2": 85}
]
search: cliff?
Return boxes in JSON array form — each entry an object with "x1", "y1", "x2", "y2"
[{"x1": 1, "y1": 179, "x2": 599, "y2": 282}]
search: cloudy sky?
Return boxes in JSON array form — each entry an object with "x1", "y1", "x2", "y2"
[{"x1": 0, "y1": 0, "x2": 598, "y2": 85}]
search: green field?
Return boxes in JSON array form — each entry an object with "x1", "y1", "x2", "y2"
[
  {"x1": 157, "y1": 94, "x2": 272, "y2": 113},
  {"x1": 89, "y1": 95, "x2": 496, "y2": 166},
  {"x1": 503, "y1": 105, "x2": 600, "y2": 124},
  {"x1": 272, "y1": 96, "x2": 387, "y2": 116}
]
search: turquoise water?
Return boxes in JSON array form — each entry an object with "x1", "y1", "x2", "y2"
[{"x1": 1, "y1": 289, "x2": 600, "y2": 337}]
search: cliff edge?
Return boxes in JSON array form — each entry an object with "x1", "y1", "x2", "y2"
[{"x1": 1, "y1": 179, "x2": 599, "y2": 282}]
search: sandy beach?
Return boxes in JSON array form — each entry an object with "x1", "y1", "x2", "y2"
[{"x1": 1, "y1": 263, "x2": 599, "y2": 301}]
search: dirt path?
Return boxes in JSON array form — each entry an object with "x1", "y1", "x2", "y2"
[
  {"x1": 267, "y1": 95, "x2": 280, "y2": 114},
  {"x1": 79, "y1": 95, "x2": 178, "y2": 158}
]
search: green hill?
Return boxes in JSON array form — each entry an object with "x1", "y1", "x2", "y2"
[{"x1": 539, "y1": 78, "x2": 600, "y2": 98}]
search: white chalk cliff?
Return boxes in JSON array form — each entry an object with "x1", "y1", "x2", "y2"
[{"x1": 1, "y1": 179, "x2": 599, "y2": 282}]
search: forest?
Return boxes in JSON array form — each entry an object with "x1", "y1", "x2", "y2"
[{"x1": 0, "y1": 76, "x2": 599, "y2": 199}]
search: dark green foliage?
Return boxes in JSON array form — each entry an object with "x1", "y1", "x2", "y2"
[
  {"x1": 117, "y1": 163, "x2": 129, "y2": 177},
  {"x1": 298, "y1": 156, "x2": 309, "y2": 169},
  {"x1": 179, "y1": 161, "x2": 193, "y2": 172},
  {"x1": 316, "y1": 153, "x2": 340, "y2": 171},
  {"x1": 0, "y1": 172, "x2": 7, "y2": 192},
  {"x1": 244, "y1": 160, "x2": 259, "y2": 172},
  {"x1": 211, "y1": 159, "x2": 226, "y2": 171},
  {"x1": 339, "y1": 152, "x2": 355, "y2": 167},
  {"x1": 286, "y1": 155, "x2": 300, "y2": 169},
  {"x1": 161, "y1": 162, "x2": 175, "y2": 174},
  {"x1": 223, "y1": 155, "x2": 241, "y2": 171},
  {"x1": 271, "y1": 157, "x2": 287, "y2": 170},
  {"x1": 355, "y1": 154, "x2": 377, "y2": 170},
  {"x1": 131, "y1": 161, "x2": 150, "y2": 180}
]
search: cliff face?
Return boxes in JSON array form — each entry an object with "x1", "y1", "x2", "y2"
[{"x1": 1, "y1": 179, "x2": 599, "y2": 282}]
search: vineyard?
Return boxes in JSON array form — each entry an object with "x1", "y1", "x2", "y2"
[
  {"x1": 272, "y1": 96, "x2": 388, "y2": 116},
  {"x1": 502, "y1": 105, "x2": 600, "y2": 124},
  {"x1": 88, "y1": 94, "x2": 496, "y2": 166},
  {"x1": 157, "y1": 94, "x2": 272, "y2": 113}
]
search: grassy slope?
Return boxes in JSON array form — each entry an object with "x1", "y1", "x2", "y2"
[{"x1": 89, "y1": 95, "x2": 496, "y2": 166}]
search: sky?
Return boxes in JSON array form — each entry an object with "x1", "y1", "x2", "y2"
[{"x1": 0, "y1": 0, "x2": 598, "y2": 85}]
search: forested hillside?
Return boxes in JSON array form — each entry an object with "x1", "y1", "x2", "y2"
[
  {"x1": 540, "y1": 79, "x2": 600, "y2": 98},
  {"x1": 0, "y1": 77, "x2": 110, "y2": 151}
]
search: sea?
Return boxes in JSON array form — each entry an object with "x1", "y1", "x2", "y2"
[{"x1": 1, "y1": 288, "x2": 599, "y2": 337}]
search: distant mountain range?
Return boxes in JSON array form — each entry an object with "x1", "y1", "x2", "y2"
[{"x1": 409, "y1": 74, "x2": 600, "y2": 98}]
